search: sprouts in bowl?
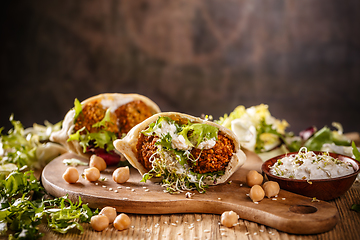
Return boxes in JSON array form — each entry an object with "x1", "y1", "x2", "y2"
[{"x1": 262, "y1": 148, "x2": 360, "y2": 200}]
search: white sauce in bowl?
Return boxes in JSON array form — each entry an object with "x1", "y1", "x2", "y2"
[{"x1": 269, "y1": 147, "x2": 354, "y2": 180}]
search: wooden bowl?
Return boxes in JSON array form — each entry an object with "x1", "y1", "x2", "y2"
[{"x1": 262, "y1": 151, "x2": 360, "y2": 201}]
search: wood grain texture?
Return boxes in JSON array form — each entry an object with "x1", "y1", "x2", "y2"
[
  {"x1": 42, "y1": 150, "x2": 338, "y2": 234},
  {"x1": 36, "y1": 181, "x2": 360, "y2": 239},
  {"x1": 1, "y1": 0, "x2": 360, "y2": 135}
]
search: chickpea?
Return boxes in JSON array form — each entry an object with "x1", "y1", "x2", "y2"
[
  {"x1": 90, "y1": 155, "x2": 107, "y2": 171},
  {"x1": 112, "y1": 166, "x2": 130, "y2": 184},
  {"x1": 84, "y1": 167, "x2": 101, "y2": 182},
  {"x1": 90, "y1": 214, "x2": 109, "y2": 231},
  {"x1": 220, "y1": 210, "x2": 239, "y2": 228},
  {"x1": 99, "y1": 206, "x2": 117, "y2": 223},
  {"x1": 113, "y1": 213, "x2": 131, "y2": 231},
  {"x1": 263, "y1": 181, "x2": 280, "y2": 198},
  {"x1": 62, "y1": 167, "x2": 79, "y2": 183},
  {"x1": 246, "y1": 170, "x2": 263, "y2": 187},
  {"x1": 249, "y1": 185, "x2": 265, "y2": 202}
]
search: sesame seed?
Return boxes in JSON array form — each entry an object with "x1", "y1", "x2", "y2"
[
  {"x1": 114, "y1": 190, "x2": 118, "y2": 193},
  {"x1": 145, "y1": 189, "x2": 150, "y2": 192},
  {"x1": 95, "y1": 182, "x2": 99, "y2": 186},
  {"x1": 131, "y1": 189, "x2": 135, "y2": 192},
  {"x1": 109, "y1": 188, "x2": 113, "y2": 191},
  {"x1": 117, "y1": 186, "x2": 122, "y2": 189},
  {"x1": 218, "y1": 198, "x2": 222, "y2": 201},
  {"x1": 254, "y1": 202, "x2": 259, "y2": 204},
  {"x1": 272, "y1": 198, "x2": 277, "y2": 200},
  {"x1": 282, "y1": 198, "x2": 286, "y2": 200},
  {"x1": 126, "y1": 187, "x2": 131, "y2": 190},
  {"x1": 239, "y1": 184, "x2": 243, "y2": 187},
  {"x1": 204, "y1": 230, "x2": 210, "y2": 233},
  {"x1": 102, "y1": 185, "x2": 106, "y2": 188}
]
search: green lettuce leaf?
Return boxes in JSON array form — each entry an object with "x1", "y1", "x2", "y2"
[
  {"x1": 91, "y1": 109, "x2": 113, "y2": 129},
  {"x1": 142, "y1": 116, "x2": 179, "y2": 136},
  {"x1": 352, "y1": 141, "x2": 360, "y2": 161},
  {"x1": 68, "y1": 127, "x2": 117, "y2": 153},
  {"x1": 179, "y1": 123, "x2": 218, "y2": 148},
  {"x1": 73, "y1": 98, "x2": 82, "y2": 122},
  {"x1": 304, "y1": 127, "x2": 333, "y2": 151}
]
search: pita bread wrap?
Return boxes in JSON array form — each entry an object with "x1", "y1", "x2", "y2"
[
  {"x1": 50, "y1": 93, "x2": 160, "y2": 164},
  {"x1": 114, "y1": 112, "x2": 246, "y2": 193}
]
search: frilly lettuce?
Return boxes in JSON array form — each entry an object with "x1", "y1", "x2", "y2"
[
  {"x1": 68, "y1": 103, "x2": 118, "y2": 153},
  {"x1": 0, "y1": 115, "x2": 65, "y2": 176},
  {"x1": 216, "y1": 104, "x2": 289, "y2": 154}
]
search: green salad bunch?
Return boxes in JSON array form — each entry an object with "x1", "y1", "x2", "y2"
[
  {"x1": 0, "y1": 116, "x2": 99, "y2": 239},
  {"x1": 0, "y1": 115, "x2": 64, "y2": 179},
  {"x1": 0, "y1": 170, "x2": 98, "y2": 239}
]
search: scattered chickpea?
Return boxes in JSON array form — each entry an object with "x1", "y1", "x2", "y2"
[
  {"x1": 90, "y1": 214, "x2": 109, "y2": 231},
  {"x1": 112, "y1": 166, "x2": 130, "y2": 184},
  {"x1": 220, "y1": 211, "x2": 239, "y2": 228},
  {"x1": 90, "y1": 155, "x2": 107, "y2": 171},
  {"x1": 246, "y1": 170, "x2": 264, "y2": 187},
  {"x1": 113, "y1": 213, "x2": 131, "y2": 231},
  {"x1": 249, "y1": 185, "x2": 265, "y2": 202},
  {"x1": 84, "y1": 167, "x2": 101, "y2": 182},
  {"x1": 62, "y1": 167, "x2": 79, "y2": 183},
  {"x1": 100, "y1": 206, "x2": 117, "y2": 223},
  {"x1": 263, "y1": 181, "x2": 280, "y2": 198}
]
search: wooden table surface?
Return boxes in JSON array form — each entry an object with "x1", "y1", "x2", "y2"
[
  {"x1": 37, "y1": 183, "x2": 360, "y2": 240},
  {"x1": 14, "y1": 133, "x2": 360, "y2": 240}
]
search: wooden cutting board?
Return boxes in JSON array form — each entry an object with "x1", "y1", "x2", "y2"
[{"x1": 41, "y1": 150, "x2": 338, "y2": 235}]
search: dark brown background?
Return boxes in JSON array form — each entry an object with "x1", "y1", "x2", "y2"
[{"x1": 1, "y1": 0, "x2": 359, "y2": 135}]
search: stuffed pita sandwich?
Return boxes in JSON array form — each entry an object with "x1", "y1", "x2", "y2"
[
  {"x1": 114, "y1": 112, "x2": 246, "y2": 193},
  {"x1": 50, "y1": 93, "x2": 160, "y2": 165}
]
